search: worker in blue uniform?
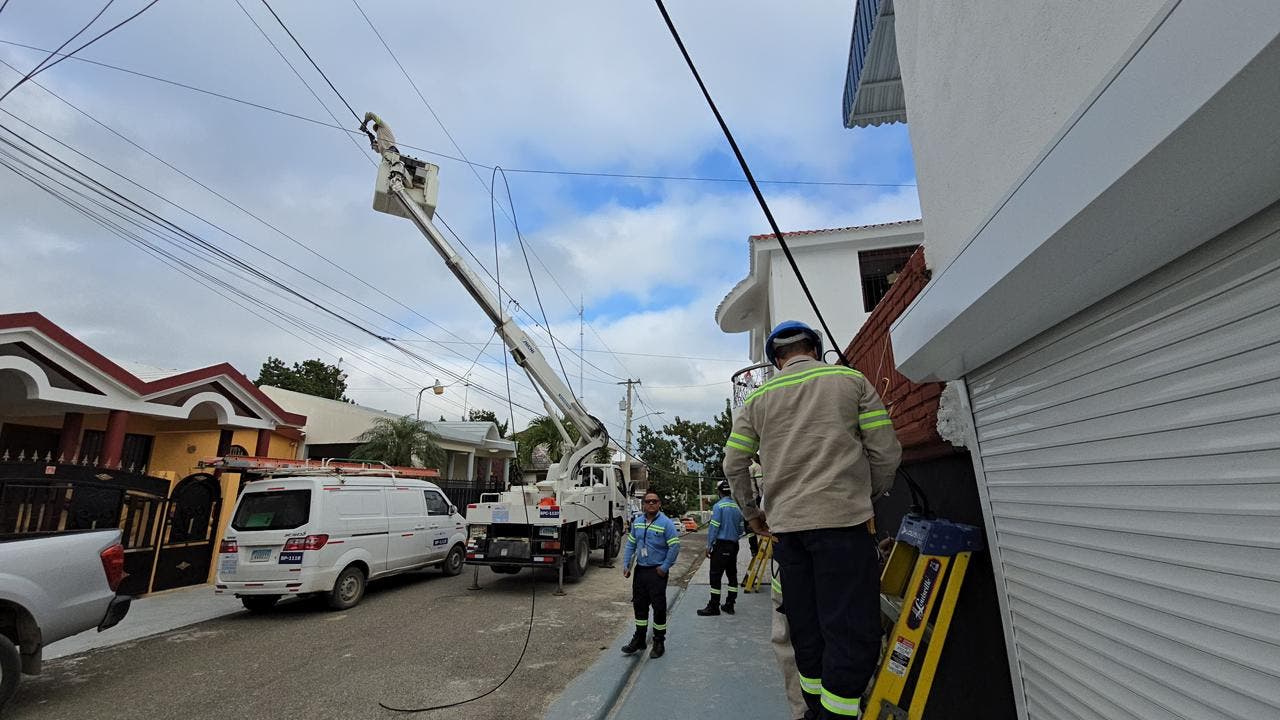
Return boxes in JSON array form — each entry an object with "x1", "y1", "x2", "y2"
[
  {"x1": 621, "y1": 490, "x2": 681, "y2": 659},
  {"x1": 698, "y1": 480, "x2": 746, "y2": 616}
]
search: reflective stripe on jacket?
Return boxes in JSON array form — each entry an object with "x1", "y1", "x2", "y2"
[
  {"x1": 623, "y1": 511, "x2": 681, "y2": 572},
  {"x1": 722, "y1": 356, "x2": 902, "y2": 534},
  {"x1": 706, "y1": 497, "x2": 745, "y2": 549}
]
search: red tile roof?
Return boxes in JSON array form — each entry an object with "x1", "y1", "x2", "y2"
[
  {"x1": 748, "y1": 219, "x2": 921, "y2": 241},
  {"x1": 0, "y1": 312, "x2": 307, "y2": 427}
]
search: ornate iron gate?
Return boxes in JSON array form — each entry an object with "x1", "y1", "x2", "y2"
[
  {"x1": 151, "y1": 473, "x2": 222, "y2": 592},
  {"x1": 0, "y1": 461, "x2": 170, "y2": 596}
]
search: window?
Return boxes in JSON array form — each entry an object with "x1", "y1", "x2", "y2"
[
  {"x1": 79, "y1": 430, "x2": 154, "y2": 470},
  {"x1": 389, "y1": 489, "x2": 425, "y2": 516},
  {"x1": 423, "y1": 490, "x2": 450, "y2": 516},
  {"x1": 858, "y1": 245, "x2": 918, "y2": 312},
  {"x1": 232, "y1": 490, "x2": 311, "y2": 530}
]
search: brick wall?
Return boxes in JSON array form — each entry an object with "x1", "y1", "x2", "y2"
[{"x1": 842, "y1": 247, "x2": 953, "y2": 461}]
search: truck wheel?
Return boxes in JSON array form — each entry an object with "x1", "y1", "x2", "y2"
[
  {"x1": 566, "y1": 532, "x2": 590, "y2": 581},
  {"x1": 442, "y1": 544, "x2": 465, "y2": 576},
  {"x1": 328, "y1": 564, "x2": 366, "y2": 610},
  {"x1": 240, "y1": 595, "x2": 280, "y2": 613},
  {"x1": 0, "y1": 633, "x2": 19, "y2": 712},
  {"x1": 606, "y1": 520, "x2": 623, "y2": 560}
]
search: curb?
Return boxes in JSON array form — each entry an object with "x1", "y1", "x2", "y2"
[{"x1": 542, "y1": 584, "x2": 687, "y2": 720}]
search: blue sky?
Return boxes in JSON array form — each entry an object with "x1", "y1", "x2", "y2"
[{"x1": 0, "y1": 0, "x2": 918, "y2": 434}]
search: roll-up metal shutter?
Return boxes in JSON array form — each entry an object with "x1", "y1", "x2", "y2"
[{"x1": 964, "y1": 205, "x2": 1280, "y2": 720}]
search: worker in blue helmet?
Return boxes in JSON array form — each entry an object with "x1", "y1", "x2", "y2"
[{"x1": 723, "y1": 320, "x2": 902, "y2": 719}]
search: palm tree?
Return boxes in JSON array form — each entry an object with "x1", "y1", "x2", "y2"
[
  {"x1": 351, "y1": 416, "x2": 445, "y2": 469},
  {"x1": 514, "y1": 415, "x2": 614, "y2": 468}
]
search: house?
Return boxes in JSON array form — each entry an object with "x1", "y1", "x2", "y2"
[
  {"x1": 716, "y1": 220, "x2": 923, "y2": 367},
  {"x1": 845, "y1": 2, "x2": 1280, "y2": 718},
  {"x1": 258, "y1": 386, "x2": 516, "y2": 486},
  {"x1": 0, "y1": 311, "x2": 306, "y2": 594}
]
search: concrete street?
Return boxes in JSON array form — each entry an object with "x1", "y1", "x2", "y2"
[{"x1": 8, "y1": 540, "x2": 703, "y2": 720}]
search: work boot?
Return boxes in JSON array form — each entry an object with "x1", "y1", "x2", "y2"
[
  {"x1": 696, "y1": 598, "x2": 721, "y2": 616},
  {"x1": 721, "y1": 600, "x2": 736, "y2": 615},
  {"x1": 650, "y1": 637, "x2": 665, "y2": 659},
  {"x1": 620, "y1": 630, "x2": 647, "y2": 655}
]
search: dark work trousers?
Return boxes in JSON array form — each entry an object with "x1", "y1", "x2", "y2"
[
  {"x1": 632, "y1": 565, "x2": 669, "y2": 638},
  {"x1": 774, "y1": 526, "x2": 881, "y2": 718},
  {"x1": 709, "y1": 539, "x2": 740, "y2": 603}
]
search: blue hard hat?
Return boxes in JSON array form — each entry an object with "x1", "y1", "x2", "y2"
[{"x1": 765, "y1": 320, "x2": 822, "y2": 365}]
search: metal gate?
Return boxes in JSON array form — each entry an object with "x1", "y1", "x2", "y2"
[
  {"x1": 0, "y1": 462, "x2": 170, "y2": 596},
  {"x1": 964, "y1": 207, "x2": 1280, "y2": 718},
  {"x1": 151, "y1": 473, "x2": 223, "y2": 592}
]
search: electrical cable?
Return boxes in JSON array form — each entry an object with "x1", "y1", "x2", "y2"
[
  {"x1": 494, "y1": 165, "x2": 575, "y2": 393},
  {"x1": 232, "y1": 0, "x2": 369, "y2": 167},
  {"x1": 652, "y1": 0, "x2": 849, "y2": 364},
  {"x1": 259, "y1": 0, "x2": 361, "y2": 124},
  {"x1": 0, "y1": 0, "x2": 158, "y2": 105},
  {"x1": 377, "y1": 154, "x2": 538, "y2": 716},
  {"x1": 0, "y1": 36, "x2": 915, "y2": 189},
  {"x1": 0, "y1": 89, "x2": 549, "y2": 411},
  {"x1": 0, "y1": 122, "x2": 537, "y2": 420},
  {"x1": 0, "y1": 0, "x2": 115, "y2": 105}
]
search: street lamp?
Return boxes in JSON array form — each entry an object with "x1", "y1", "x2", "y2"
[{"x1": 415, "y1": 380, "x2": 445, "y2": 421}]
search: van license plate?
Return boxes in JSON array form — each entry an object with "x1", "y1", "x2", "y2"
[{"x1": 251, "y1": 548, "x2": 271, "y2": 562}]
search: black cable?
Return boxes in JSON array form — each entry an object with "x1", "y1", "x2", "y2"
[
  {"x1": 233, "y1": 0, "x2": 368, "y2": 166},
  {"x1": 0, "y1": 121, "x2": 531, "y2": 418},
  {"x1": 378, "y1": 158, "x2": 537, "y2": 716},
  {"x1": 0, "y1": 0, "x2": 115, "y2": 104},
  {"x1": 259, "y1": 0, "x2": 361, "y2": 125},
  {"x1": 0, "y1": 0, "x2": 158, "y2": 105},
  {"x1": 652, "y1": 0, "x2": 849, "y2": 364},
  {"x1": 0, "y1": 37, "x2": 913, "y2": 190},
  {"x1": 502, "y1": 166, "x2": 915, "y2": 188},
  {"x1": 493, "y1": 166, "x2": 576, "y2": 394},
  {"x1": 0, "y1": 0, "x2": 10, "y2": 20}
]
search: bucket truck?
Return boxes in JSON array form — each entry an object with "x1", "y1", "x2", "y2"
[{"x1": 363, "y1": 113, "x2": 627, "y2": 591}]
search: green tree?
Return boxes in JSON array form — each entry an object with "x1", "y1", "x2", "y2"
[
  {"x1": 636, "y1": 425, "x2": 696, "y2": 516},
  {"x1": 512, "y1": 415, "x2": 612, "y2": 466},
  {"x1": 255, "y1": 357, "x2": 349, "y2": 401},
  {"x1": 466, "y1": 408, "x2": 509, "y2": 437},
  {"x1": 350, "y1": 416, "x2": 445, "y2": 469},
  {"x1": 661, "y1": 399, "x2": 734, "y2": 474}
]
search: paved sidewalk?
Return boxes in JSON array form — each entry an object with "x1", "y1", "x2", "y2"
[
  {"x1": 547, "y1": 541, "x2": 791, "y2": 720},
  {"x1": 45, "y1": 583, "x2": 243, "y2": 660}
]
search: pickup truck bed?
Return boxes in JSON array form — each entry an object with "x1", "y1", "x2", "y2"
[{"x1": 0, "y1": 530, "x2": 130, "y2": 709}]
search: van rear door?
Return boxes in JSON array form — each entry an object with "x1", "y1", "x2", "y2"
[{"x1": 221, "y1": 487, "x2": 313, "y2": 582}]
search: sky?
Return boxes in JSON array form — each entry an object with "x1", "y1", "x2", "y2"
[{"x1": 0, "y1": 0, "x2": 918, "y2": 441}]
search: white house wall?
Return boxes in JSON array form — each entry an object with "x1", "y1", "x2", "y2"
[{"x1": 893, "y1": 0, "x2": 1167, "y2": 272}]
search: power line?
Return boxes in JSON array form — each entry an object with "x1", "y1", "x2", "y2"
[
  {"x1": 232, "y1": 0, "x2": 369, "y2": 167},
  {"x1": 0, "y1": 120, "x2": 542, "y2": 420},
  {"x1": 259, "y1": 0, "x2": 361, "y2": 124},
  {"x1": 0, "y1": 39, "x2": 915, "y2": 189},
  {"x1": 0, "y1": 0, "x2": 116, "y2": 105},
  {"x1": 0, "y1": 0, "x2": 158, "y2": 105},
  {"x1": 0, "y1": 59, "x2": 552, "y2": 413},
  {"x1": 653, "y1": 0, "x2": 848, "y2": 363}
]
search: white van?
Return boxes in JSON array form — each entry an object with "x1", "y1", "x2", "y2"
[{"x1": 215, "y1": 473, "x2": 467, "y2": 611}]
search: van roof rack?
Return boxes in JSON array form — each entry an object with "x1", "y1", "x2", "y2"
[{"x1": 199, "y1": 455, "x2": 441, "y2": 479}]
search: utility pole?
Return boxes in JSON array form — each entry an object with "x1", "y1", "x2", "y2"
[{"x1": 617, "y1": 378, "x2": 641, "y2": 494}]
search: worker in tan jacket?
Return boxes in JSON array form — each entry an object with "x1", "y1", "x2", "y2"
[{"x1": 724, "y1": 320, "x2": 901, "y2": 719}]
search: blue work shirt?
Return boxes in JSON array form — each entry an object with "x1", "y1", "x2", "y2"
[
  {"x1": 624, "y1": 511, "x2": 681, "y2": 572},
  {"x1": 706, "y1": 496, "x2": 745, "y2": 549}
]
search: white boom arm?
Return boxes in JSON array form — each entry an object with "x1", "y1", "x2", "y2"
[{"x1": 363, "y1": 114, "x2": 608, "y2": 478}]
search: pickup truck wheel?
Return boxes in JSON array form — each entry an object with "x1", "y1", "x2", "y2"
[
  {"x1": 442, "y1": 544, "x2": 465, "y2": 576},
  {"x1": 328, "y1": 565, "x2": 366, "y2": 610},
  {"x1": 0, "y1": 633, "x2": 19, "y2": 711},
  {"x1": 565, "y1": 532, "x2": 590, "y2": 581},
  {"x1": 240, "y1": 595, "x2": 280, "y2": 613}
]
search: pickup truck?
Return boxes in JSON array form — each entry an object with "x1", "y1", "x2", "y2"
[{"x1": 0, "y1": 530, "x2": 131, "y2": 710}]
